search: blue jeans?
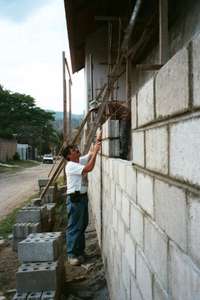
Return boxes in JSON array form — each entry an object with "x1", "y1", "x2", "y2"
[{"x1": 66, "y1": 193, "x2": 89, "y2": 257}]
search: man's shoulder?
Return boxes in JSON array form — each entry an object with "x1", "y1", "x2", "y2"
[{"x1": 66, "y1": 161, "x2": 84, "y2": 173}]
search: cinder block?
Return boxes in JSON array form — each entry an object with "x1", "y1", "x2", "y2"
[
  {"x1": 188, "y1": 194, "x2": 200, "y2": 265},
  {"x1": 112, "y1": 208, "x2": 118, "y2": 231},
  {"x1": 16, "y1": 261, "x2": 61, "y2": 293},
  {"x1": 13, "y1": 223, "x2": 41, "y2": 239},
  {"x1": 170, "y1": 118, "x2": 200, "y2": 186},
  {"x1": 130, "y1": 203, "x2": 144, "y2": 248},
  {"x1": 103, "y1": 119, "x2": 119, "y2": 138},
  {"x1": 130, "y1": 275, "x2": 143, "y2": 300},
  {"x1": 117, "y1": 217, "x2": 125, "y2": 248},
  {"x1": 121, "y1": 193, "x2": 130, "y2": 229},
  {"x1": 125, "y1": 232, "x2": 136, "y2": 275},
  {"x1": 41, "y1": 291, "x2": 56, "y2": 300},
  {"x1": 110, "y1": 180, "x2": 116, "y2": 206},
  {"x1": 18, "y1": 232, "x2": 63, "y2": 263},
  {"x1": 30, "y1": 198, "x2": 42, "y2": 207},
  {"x1": 137, "y1": 172, "x2": 154, "y2": 217},
  {"x1": 16, "y1": 206, "x2": 46, "y2": 223},
  {"x1": 13, "y1": 292, "x2": 28, "y2": 300},
  {"x1": 41, "y1": 186, "x2": 56, "y2": 204},
  {"x1": 146, "y1": 126, "x2": 168, "y2": 174},
  {"x1": 156, "y1": 48, "x2": 189, "y2": 118},
  {"x1": 169, "y1": 241, "x2": 200, "y2": 300},
  {"x1": 144, "y1": 218, "x2": 168, "y2": 290},
  {"x1": 136, "y1": 248, "x2": 153, "y2": 300},
  {"x1": 46, "y1": 203, "x2": 56, "y2": 223},
  {"x1": 153, "y1": 278, "x2": 169, "y2": 300},
  {"x1": 118, "y1": 159, "x2": 130, "y2": 190},
  {"x1": 112, "y1": 159, "x2": 120, "y2": 184},
  {"x1": 155, "y1": 179, "x2": 187, "y2": 251},
  {"x1": 115, "y1": 185, "x2": 122, "y2": 211},
  {"x1": 132, "y1": 131, "x2": 144, "y2": 166},
  {"x1": 27, "y1": 292, "x2": 42, "y2": 300},
  {"x1": 38, "y1": 178, "x2": 49, "y2": 190},
  {"x1": 102, "y1": 139, "x2": 120, "y2": 157},
  {"x1": 13, "y1": 223, "x2": 41, "y2": 251},
  {"x1": 125, "y1": 165, "x2": 137, "y2": 202},
  {"x1": 192, "y1": 33, "x2": 200, "y2": 107},
  {"x1": 131, "y1": 95, "x2": 137, "y2": 130},
  {"x1": 121, "y1": 254, "x2": 131, "y2": 299},
  {"x1": 138, "y1": 78, "x2": 154, "y2": 126}
]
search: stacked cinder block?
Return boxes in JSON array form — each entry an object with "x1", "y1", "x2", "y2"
[
  {"x1": 41, "y1": 186, "x2": 57, "y2": 204},
  {"x1": 13, "y1": 177, "x2": 59, "y2": 251},
  {"x1": 13, "y1": 205, "x2": 48, "y2": 251},
  {"x1": 13, "y1": 232, "x2": 65, "y2": 299},
  {"x1": 88, "y1": 32, "x2": 200, "y2": 300},
  {"x1": 101, "y1": 119, "x2": 120, "y2": 157},
  {"x1": 38, "y1": 178, "x2": 58, "y2": 204}
]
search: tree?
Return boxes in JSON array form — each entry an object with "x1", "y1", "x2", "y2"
[{"x1": 0, "y1": 85, "x2": 60, "y2": 154}]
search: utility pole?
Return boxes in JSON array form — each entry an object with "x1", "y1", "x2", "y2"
[
  {"x1": 62, "y1": 51, "x2": 67, "y2": 143},
  {"x1": 62, "y1": 51, "x2": 67, "y2": 183},
  {"x1": 68, "y1": 79, "x2": 72, "y2": 141}
]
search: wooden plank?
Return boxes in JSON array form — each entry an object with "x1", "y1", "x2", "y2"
[
  {"x1": 136, "y1": 64, "x2": 163, "y2": 70},
  {"x1": 159, "y1": 0, "x2": 168, "y2": 64}
]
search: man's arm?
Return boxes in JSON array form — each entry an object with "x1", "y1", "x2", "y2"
[{"x1": 82, "y1": 142, "x2": 101, "y2": 174}]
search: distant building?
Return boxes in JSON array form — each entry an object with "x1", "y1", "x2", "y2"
[
  {"x1": 17, "y1": 144, "x2": 30, "y2": 160},
  {"x1": 0, "y1": 138, "x2": 16, "y2": 162}
]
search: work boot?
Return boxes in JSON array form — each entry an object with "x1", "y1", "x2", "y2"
[{"x1": 68, "y1": 256, "x2": 81, "y2": 266}]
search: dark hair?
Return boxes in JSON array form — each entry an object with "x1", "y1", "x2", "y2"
[{"x1": 62, "y1": 145, "x2": 73, "y2": 161}]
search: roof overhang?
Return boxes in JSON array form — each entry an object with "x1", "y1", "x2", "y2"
[{"x1": 64, "y1": 0, "x2": 180, "y2": 73}]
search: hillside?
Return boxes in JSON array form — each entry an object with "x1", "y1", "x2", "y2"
[{"x1": 52, "y1": 111, "x2": 83, "y2": 132}]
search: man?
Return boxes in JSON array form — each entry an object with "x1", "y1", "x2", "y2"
[{"x1": 62, "y1": 136, "x2": 101, "y2": 266}]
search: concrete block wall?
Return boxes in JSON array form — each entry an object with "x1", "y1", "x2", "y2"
[
  {"x1": 101, "y1": 119, "x2": 120, "y2": 158},
  {"x1": 88, "y1": 32, "x2": 200, "y2": 300}
]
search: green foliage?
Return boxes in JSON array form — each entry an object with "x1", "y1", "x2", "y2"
[
  {"x1": 0, "y1": 85, "x2": 60, "y2": 154},
  {"x1": 0, "y1": 193, "x2": 38, "y2": 239}
]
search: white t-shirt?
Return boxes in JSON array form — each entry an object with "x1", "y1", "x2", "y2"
[{"x1": 66, "y1": 154, "x2": 90, "y2": 194}]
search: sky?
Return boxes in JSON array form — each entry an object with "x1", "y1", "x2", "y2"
[{"x1": 0, "y1": 0, "x2": 85, "y2": 115}]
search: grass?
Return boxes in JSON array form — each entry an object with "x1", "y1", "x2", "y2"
[
  {"x1": 0, "y1": 160, "x2": 40, "y2": 174},
  {"x1": 56, "y1": 175, "x2": 65, "y2": 187},
  {"x1": 0, "y1": 193, "x2": 39, "y2": 239}
]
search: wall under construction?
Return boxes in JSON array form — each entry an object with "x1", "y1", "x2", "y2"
[{"x1": 88, "y1": 31, "x2": 200, "y2": 300}]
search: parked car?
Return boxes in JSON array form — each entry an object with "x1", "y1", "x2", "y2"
[{"x1": 43, "y1": 154, "x2": 54, "y2": 164}]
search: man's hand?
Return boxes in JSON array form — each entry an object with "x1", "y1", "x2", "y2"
[
  {"x1": 96, "y1": 129, "x2": 102, "y2": 142},
  {"x1": 94, "y1": 141, "x2": 101, "y2": 153},
  {"x1": 89, "y1": 143, "x2": 94, "y2": 156}
]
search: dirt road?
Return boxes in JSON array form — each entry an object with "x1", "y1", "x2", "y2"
[{"x1": 0, "y1": 164, "x2": 52, "y2": 220}]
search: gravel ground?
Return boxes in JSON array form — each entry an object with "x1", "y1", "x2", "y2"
[{"x1": 0, "y1": 164, "x2": 52, "y2": 220}]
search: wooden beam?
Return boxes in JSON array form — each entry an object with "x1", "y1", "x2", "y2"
[
  {"x1": 159, "y1": 0, "x2": 168, "y2": 64},
  {"x1": 121, "y1": 0, "x2": 143, "y2": 52},
  {"x1": 136, "y1": 64, "x2": 163, "y2": 70}
]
